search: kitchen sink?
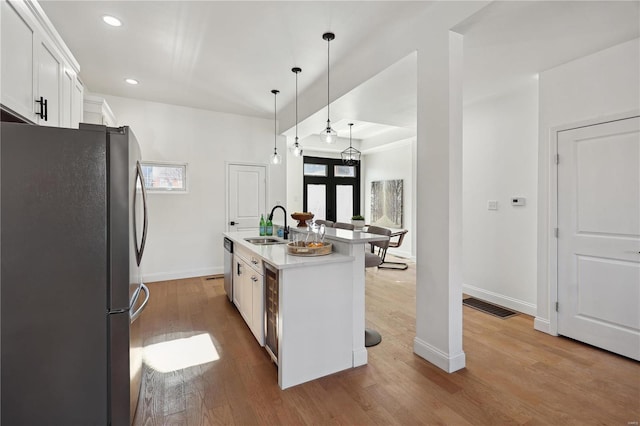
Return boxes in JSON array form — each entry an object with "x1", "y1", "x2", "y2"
[{"x1": 244, "y1": 237, "x2": 287, "y2": 245}]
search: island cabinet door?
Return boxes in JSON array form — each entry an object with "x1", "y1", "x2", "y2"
[
  {"x1": 232, "y1": 256, "x2": 243, "y2": 310},
  {"x1": 250, "y1": 273, "x2": 265, "y2": 346},
  {"x1": 235, "y1": 256, "x2": 255, "y2": 327},
  {"x1": 240, "y1": 263, "x2": 253, "y2": 325}
]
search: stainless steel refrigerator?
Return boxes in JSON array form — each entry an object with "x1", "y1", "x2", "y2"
[{"x1": 1, "y1": 122, "x2": 150, "y2": 425}]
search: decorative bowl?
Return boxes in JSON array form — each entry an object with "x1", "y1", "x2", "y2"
[
  {"x1": 290, "y1": 212, "x2": 314, "y2": 227},
  {"x1": 286, "y1": 241, "x2": 332, "y2": 256}
]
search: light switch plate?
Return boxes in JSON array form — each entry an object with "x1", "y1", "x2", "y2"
[
  {"x1": 487, "y1": 200, "x2": 498, "y2": 210},
  {"x1": 511, "y1": 197, "x2": 526, "y2": 206}
]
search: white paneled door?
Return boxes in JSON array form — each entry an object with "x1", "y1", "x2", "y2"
[
  {"x1": 557, "y1": 116, "x2": 640, "y2": 360},
  {"x1": 227, "y1": 164, "x2": 266, "y2": 232}
]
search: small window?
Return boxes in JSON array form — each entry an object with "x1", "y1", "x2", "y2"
[
  {"x1": 140, "y1": 162, "x2": 188, "y2": 192},
  {"x1": 334, "y1": 165, "x2": 356, "y2": 178},
  {"x1": 303, "y1": 163, "x2": 328, "y2": 177}
]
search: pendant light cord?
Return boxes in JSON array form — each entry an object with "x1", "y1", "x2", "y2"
[
  {"x1": 295, "y1": 71, "x2": 298, "y2": 141},
  {"x1": 326, "y1": 37, "x2": 330, "y2": 122},
  {"x1": 349, "y1": 123, "x2": 352, "y2": 148},
  {"x1": 273, "y1": 91, "x2": 277, "y2": 150}
]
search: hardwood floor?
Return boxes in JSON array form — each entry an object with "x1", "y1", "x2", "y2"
[{"x1": 134, "y1": 259, "x2": 639, "y2": 425}]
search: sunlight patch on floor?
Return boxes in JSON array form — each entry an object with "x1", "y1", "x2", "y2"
[{"x1": 143, "y1": 333, "x2": 220, "y2": 373}]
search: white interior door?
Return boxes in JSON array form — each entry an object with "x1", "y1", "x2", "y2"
[
  {"x1": 227, "y1": 164, "x2": 266, "y2": 232},
  {"x1": 557, "y1": 116, "x2": 640, "y2": 360}
]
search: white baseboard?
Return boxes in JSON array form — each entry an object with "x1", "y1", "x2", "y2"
[
  {"x1": 462, "y1": 283, "x2": 536, "y2": 316},
  {"x1": 534, "y1": 317, "x2": 556, "y2": 335},
  {"x1": 413, "y1": 337, "x2": 466, "y2": 373},
  {"x1": 353, "y1": 348, "x2": 368, "y2": 367},
  {"x1": 143, "y1": 266, "x2": 223, "y2": 283}
]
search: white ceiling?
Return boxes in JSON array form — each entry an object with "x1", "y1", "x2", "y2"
[
  {"x1": 457, "y1": 0, "x2": 640, "y2": 104},
  {"x1": 40, "y1": 1, "x2": 639, "y2": 145},
  {"x1": 40, "y1": 1, "x2": 430, "y2": 119}
]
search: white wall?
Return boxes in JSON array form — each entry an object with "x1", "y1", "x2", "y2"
[
  {"x1": 462, "y1": 81, "x2": 538, "y2": 315},
  {"x1": 535, "y1": 38, "x2": 640, "y2": 332},
  {"x1": 363, "y1": 139, "x2": 416, "y2": 260},
  {"x1": 101, "y1": 94, "x2": 286, "y2": 282}
]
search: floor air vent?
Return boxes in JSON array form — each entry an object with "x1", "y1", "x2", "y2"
[{"x1": 463, "y1": 297, "x2": 518, "y2": 319}]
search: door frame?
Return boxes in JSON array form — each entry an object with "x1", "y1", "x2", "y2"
[
  {"x1": 546, "y1": 110, "x2": 640, "y2": 336},
  {"x1": 225, "y1": 161, "x2": 269, "y2": 232}
]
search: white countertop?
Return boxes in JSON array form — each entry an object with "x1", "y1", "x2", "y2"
[{"x1": 223, "y1": 231, "x2": 354, "y2": 270}]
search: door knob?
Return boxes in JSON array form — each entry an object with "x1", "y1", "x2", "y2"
[{"x1": 230, "y1": 221, "x2": 236, "y2": 226}]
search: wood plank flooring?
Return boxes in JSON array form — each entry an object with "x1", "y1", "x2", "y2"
[{"x1": 134, "y1": 258, "x2": 639, "y2": 425}]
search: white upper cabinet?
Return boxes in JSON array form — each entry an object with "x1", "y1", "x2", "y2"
[
  {"x1": 72, "y1": 77, "x2": 84, "y2": 126},
  {"x1": 83, "y1": 95, "x2": 117, "y2": 127},
  {"x1": 1, "y1": 0, "x2": 82, "y2": 128},
  {"x1": 36, "y1": 40, "x2": 61, "y2": 126},
  {"x1": 1, "y1": 0, "x2": 37, "y2": 122},
  {"x1": 62, "y1": 67, "x2": 84, "y2": 128},
  {"x1": 61, "y1": 68, "x2": 74, "y2": 128}
]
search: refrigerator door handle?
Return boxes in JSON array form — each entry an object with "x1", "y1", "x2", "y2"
[
  {"x1": 134, "y1": 161, "x2": 149, "y2": 266},
  {"x1": 129, "y1": 284, "x2": 142, "y2": 310},
  {"x1": 130, "y1": 283, "x2": 149, "y2": 323}
]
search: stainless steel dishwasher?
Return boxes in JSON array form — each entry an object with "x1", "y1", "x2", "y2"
[{"x1": 223, "y1": 237, "x2": 233, "y2": 302}]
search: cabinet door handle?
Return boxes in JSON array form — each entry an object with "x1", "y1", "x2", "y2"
[
  {"x1": 251, "y1": 258, "x2": 259, "y2": 265},
  {"x1": 36, "y1": 97, "x2": 48, "y2": 121},
  {"x1": 237, "y1": 262, "x2": 241, "y2": 276},
  {"x1": 251, "y1": 276, "x2": 258, "y2": 282}
]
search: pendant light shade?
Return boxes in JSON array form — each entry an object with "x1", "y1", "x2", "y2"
[
  {"x1": 290, "y1": 67, "x2": 303, "y2": 157},
  {"x1": 291, "y1": 141, "x2": 303, "y2": 157},
  {"x1": 341, "y1": 123, "x2": 361, "y2": 165},
  {"x1": 270, "y1": 89, "x2": 282, "y2": 165},
  {"x1": 320, "y1": 32, "x2": 336, "y2": 144}
]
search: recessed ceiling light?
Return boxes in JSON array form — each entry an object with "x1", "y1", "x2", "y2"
[
  {"x1": 125, "y1": 78, "x2": 139, "y2": 85},
  {"x1": 102, "y1": 15, "x2": 122, "y2": 27}
]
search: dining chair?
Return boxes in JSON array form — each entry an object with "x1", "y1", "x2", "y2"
[
  {"x1": 378, "y1": 229, "x2": 409, "y2": 270},
  {"x1": 333, "y1": 222, "x2": 355, "y2": 230}
]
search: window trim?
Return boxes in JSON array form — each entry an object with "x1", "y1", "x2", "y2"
[{"x1": 140, "y1": 161, "x2": 189, "y2": 194}]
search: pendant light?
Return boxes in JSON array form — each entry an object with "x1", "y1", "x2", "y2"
[
  {"x1": 290, "y1": 67, "x2": 303, "y2": 157},
  {"x1": 341, "y1": 123, "x2": 360, "y2": 165},
  {"x1": 270, "y1": 89, "x2": 282, "y2": 165},
  {"x1": 319, "y1": 32, "x2": 337, "y2": 144}
]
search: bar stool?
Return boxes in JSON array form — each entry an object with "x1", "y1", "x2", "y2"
[{"x1": 363, "y1": 225, "x2": 391, "y2": 347}]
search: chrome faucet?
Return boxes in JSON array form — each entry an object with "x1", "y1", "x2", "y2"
[{"x1": 268, "y1": 205, "x2": 289, "y2": 240}]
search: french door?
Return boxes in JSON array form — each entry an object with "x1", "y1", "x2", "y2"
[{"x1": 303, "y1": 156, "x2": 360, "y2": 223}]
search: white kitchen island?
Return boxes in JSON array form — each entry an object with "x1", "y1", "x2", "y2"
[{"x1": 223, "y1": 227, "x2": 387, "y2": 389}]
